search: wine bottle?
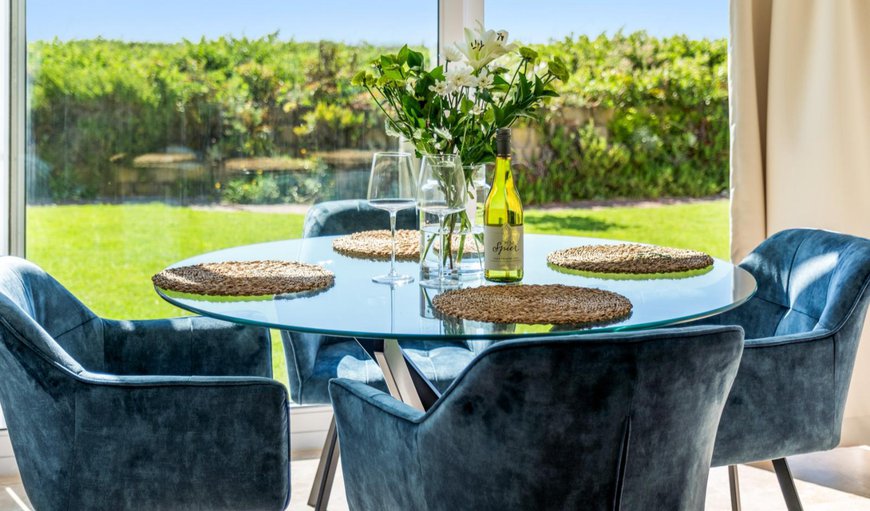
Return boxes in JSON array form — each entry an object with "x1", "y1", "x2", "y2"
[{"x1": 484, "y1": 128, "x2": 524, "y2": 282}]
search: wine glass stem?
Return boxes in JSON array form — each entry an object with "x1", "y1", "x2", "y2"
[{"x1": 389, "y1": 211, "x2": 398, "y2": 277}]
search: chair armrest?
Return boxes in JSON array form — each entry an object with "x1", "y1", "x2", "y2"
[
  {"x1": 744, "y1": 329, "x2": 833, "y2": 348},
  {"x1": 328, "y1": 378, "x2": 427, "y2": 510},
  {"x1": 72, "y1": 372, "x2": 290, "y2": 510},
  {"x1": 101, "y1": 317, "x2": 272, "y2": 378},
  {"x1": 329, "y1": 378, "x2": 425, "y2": 423}
]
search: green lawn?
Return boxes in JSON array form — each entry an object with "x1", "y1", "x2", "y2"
[
  {"x1": 26, "y1": 199, "x2": 728, "y2": 384},
  {"x1": 525, "y1": 201, "x2": 729, "y2": 259}
]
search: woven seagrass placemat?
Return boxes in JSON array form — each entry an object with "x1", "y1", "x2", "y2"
[
  {"x1": 432, "y1": 284, "x2": 632, "y2": 325},
  {"x1": 333, "y1": 230, "x2": 419, "y2": 261},
  {"x1": 333, "y1": 229, "x2": 483, "y2": 261},
  {"x1": 547, "y1": 244, "x2": 713, "y2": 274},
  {"x1": 152, "y1": 260, "x2": 334, "y2": 296}
]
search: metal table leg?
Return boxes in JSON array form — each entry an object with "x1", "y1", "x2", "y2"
[
  {"x1": 308, "y1": 338, "x2": 441, "y2": 509},
  {"x1": 308, "y1": 417, "x2": 340, "y2": 511},
  {"x1": 355, "y1": 338, "x2": 441, "y2": 410},
  {"x1": 728, "y1": 465, "x2": 742, "y2": 511}
]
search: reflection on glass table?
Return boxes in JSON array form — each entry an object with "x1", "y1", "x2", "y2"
[{"x1": 156, "y1": 234, "x2": 756, "y2": 341}]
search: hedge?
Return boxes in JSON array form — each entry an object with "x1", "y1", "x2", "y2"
[{"x1": 28, "y1": 32, "x2": 728, "y2": 204}]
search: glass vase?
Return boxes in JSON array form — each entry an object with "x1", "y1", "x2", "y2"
[{"x1": 419, "y1": 164, "x2": 487, "y2": 280}]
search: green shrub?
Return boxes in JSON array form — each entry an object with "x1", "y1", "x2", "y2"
[
  {"x1": 29, "y1": 32, "x2": 727, "y2": 204},
  {"x1": 220, "y1": 174, "x2": 281, "y2": 204},
  {"x1": 515, "y1": 32, "x2": 729, "y2": 204}
]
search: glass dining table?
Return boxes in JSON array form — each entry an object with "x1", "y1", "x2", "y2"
[{"x1": 155, "y1": 233, "x2": 756, "y2": 510}]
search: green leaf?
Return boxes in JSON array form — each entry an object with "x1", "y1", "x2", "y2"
[
  {"x1": 402, "y1": 95, "x2": 422, "y2": 115},
  {"x1": 397, "y1": 45, "x2": 410, "y2": 64},
  {"x1": 534, "y1": 75, "x2": 544, "y2": 95},
  {"x1": 407, "y1": 49, "x2": 424, "y2": 68},
  {"x1": 483, "y1": 107, "x2": 495, "y2": 124},
  {"x1": 457, "y1": 99, "x2": 472, "y2": 115},
  {"x1": 382, "y1": 69, "x2": 403, "y2": 82},
  {"x1": 429, "y1": 66, "x2": 446, "y2": 81},
  {"x1": 492, "y1": 104, "x2": 504, "y2": 125}
]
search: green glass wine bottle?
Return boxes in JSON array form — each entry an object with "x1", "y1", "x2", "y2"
[{"x1": 484, "y1": 128, "x2": 524, "y2": 282}]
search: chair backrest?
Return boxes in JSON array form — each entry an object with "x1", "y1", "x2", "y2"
[
  {"x1": 303, "y1": 199, "x2": 418, "y2": 237},
  {"x1": 415, "y1": 326, "x2": 743, "y2": 511},
  {"x1": 736, "y1": 229, "x2": 870, "y2": 339},
  {"x1": 0, "y1": 257, "x2": 96, "y2": 511}
]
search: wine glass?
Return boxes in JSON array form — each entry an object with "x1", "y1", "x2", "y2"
[
  {"x1": 417, "y1": 154, "x2": 466, "y2": 288},
  {"x1": 368, "y1": 152, "x2": 418, "y2": 284}
]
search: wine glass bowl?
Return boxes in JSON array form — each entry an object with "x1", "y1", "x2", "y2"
[{"x1": 367, "y1": 152, "x2": 418, "y2": 285}]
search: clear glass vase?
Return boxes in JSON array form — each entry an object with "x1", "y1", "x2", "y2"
[{"x1": 419, "y1": 164, "x2": 487, "y2": 280}]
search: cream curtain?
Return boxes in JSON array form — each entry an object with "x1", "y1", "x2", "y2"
[{"x1": 730, "y1": 0, "x2": 870, "y2": 443}]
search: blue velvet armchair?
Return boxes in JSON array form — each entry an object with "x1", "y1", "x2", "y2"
[
  {"x1": 330, "y1": 326, "x2": 744, "y2": 511},
  {"x1": 0, "y1": 257, "x2": 290, "y2": 511},
  {"x1": 698, "y1": 229, "x2": 870, "y2": 510},
  {"x1": 283, "y1": 199, "x2": 486, "y2": 405}
]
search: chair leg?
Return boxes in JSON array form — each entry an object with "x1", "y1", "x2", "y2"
[
  {"x1": 772, "y1": 458, "x2": 804, "y2": 511},
  {"x1": 308, "y1": 416, "x2": 340, "y2": 510},
  {"x1": 728, "y1": 465, "x2": 742, "y2": 511}
]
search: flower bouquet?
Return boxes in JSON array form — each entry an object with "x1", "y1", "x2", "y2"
[{"x1": 353, "y1": 23, "x2": 568, "y2": 276}]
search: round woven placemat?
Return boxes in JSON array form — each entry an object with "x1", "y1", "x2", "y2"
[
  {"x1": 333, "y1": 230, "x2": 419, "y2": 261},
  {"x1": 432, "y1": 284, "x2": 632, "y2": 325},
  {"x1": 333, "y1": 230, "x2": 483, "y2": 261},
  {"x1": 547, "y1": 244, "x2": 713, "y2": 274},
  {"x1": 152, "y1": 260, "x2": 334, "y2": 296}
]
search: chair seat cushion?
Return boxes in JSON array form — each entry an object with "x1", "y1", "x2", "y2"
[{"x1": 297, "y1": 339, "x2": 477, "y2": 404}]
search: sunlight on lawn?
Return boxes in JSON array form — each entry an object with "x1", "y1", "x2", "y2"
[{"x1": 525, "y1": 201, "x2": 729, "y2": 259}]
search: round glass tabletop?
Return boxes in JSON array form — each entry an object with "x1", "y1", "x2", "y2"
[{"x1": 155, "y1": 234, "x2": 756, "y2": 340}]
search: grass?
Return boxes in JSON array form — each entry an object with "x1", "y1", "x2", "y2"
[
  {"x1": 26, "y1": 199, "x2": 728, "y2": 384},
  {"x1": 27, "y1": 203, "x2": 305, "y2": 385},
  {"x1": 525, "y1": 201, "x2": 729, "y2": 259}
]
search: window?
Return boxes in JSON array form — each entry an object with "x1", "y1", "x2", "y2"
[
  {"x1": 23, "y1": 0, "x2": 438, "y2": 323},
  {"x1": 484, "y1": 0, "x2": 730, "y2": 257}
]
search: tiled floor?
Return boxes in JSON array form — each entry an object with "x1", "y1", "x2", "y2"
[{"x1": 1, "y1": 450, "x2": 868, "y2": 510}]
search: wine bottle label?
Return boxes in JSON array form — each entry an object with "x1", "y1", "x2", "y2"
[{"x1": 484, "y1": 224, "x2": 524, "y2": 271}]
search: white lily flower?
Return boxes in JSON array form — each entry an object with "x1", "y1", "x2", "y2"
[
  {"x1": 454, "y1": 22, "x2": 517, "y2": 71},
  {"x1": 444, "y1": 109, "x2": 451, "y2": 118},
  {"x1": 443, "y1": 46, "x2": 464, "y2": 63},
  {"x1": 471, "y1": 104, "x2": 486, "y2": 116},
  {"x1": 476, "y1": 69, "x2": 494, "y2": 89},
  {"x1": 445, "y1": 62, "x2": 476, "y2": 90},
  {"x1": 428, "y1": 80, "x2": 450, "y2": 97}
]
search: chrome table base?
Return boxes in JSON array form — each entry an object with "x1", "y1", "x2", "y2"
[{"x1": 309, "y1": 338, "x2": 439, "y2": 510}]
